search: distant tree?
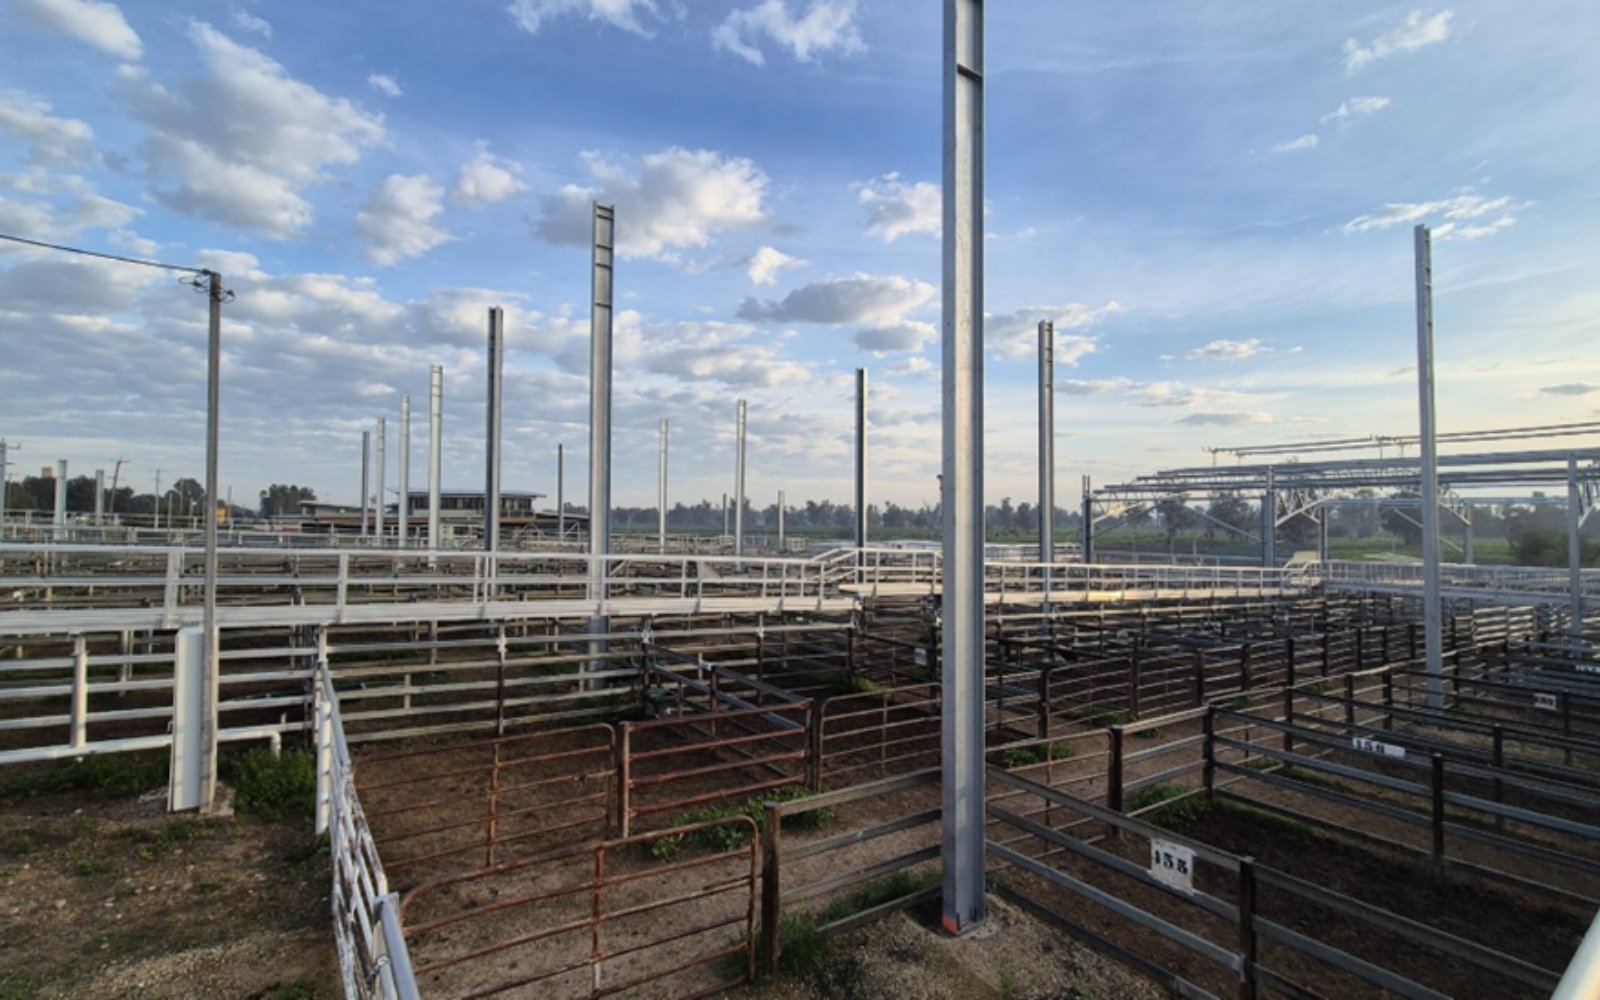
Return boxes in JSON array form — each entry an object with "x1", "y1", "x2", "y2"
[
  {"x1": 1155, "y1": 497, "x2": 1199, "y2": 544},
  {"x1": 1380, "y1": 491, "x2": 1424, "y2": 545},
  {"x1": 1206, "y1": 494, "x2": 1255, "y2": 539},
  {"x1": 259, "y1": 483, "x2": 318, "y2": 517}
]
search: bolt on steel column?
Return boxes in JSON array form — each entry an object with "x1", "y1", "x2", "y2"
[
  {"x1": 941, "y1": 0, "x2": 987, "y2": 934},
  {"x1": 1414, "y1": 225, "x2": 1444, "y2": 708}
]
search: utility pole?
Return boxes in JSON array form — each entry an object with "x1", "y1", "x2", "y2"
[
  {"x1": 398, "y1": 395, "x2": 410, "y2": 547},
  {"x1": 855, "y1": 368, "x2": 869, "y2": 563},
  {"x1": 557, "y1": 443, "x2": 565, "y2": 541},
  {"x1": 941, "y1": 0, "x2": 987, "y2": 934},
  {"x1": 485, "y1": 307, "x2": 504, "y2": 558},
  {"x1": 360, "y1": 431, "x2": 371, "y2": 537},
  {"x1": 153, "y1": 469, "x2": 161, "y2": 530},
  {"x1": 199, "y1": 268, "x2": 225, "y2": 813},
  {"x1": 735, "y1": 399, "x2": 747, "y2": 557},
  {"x1": 1414, "y1": 225, "x2": 1444, "y2": 709},
  {"x1": 0, "y1": 439, "x2": 16, "y2": 532},
  {"x1": 428, "y1": 365, "x2": 443, "y2": 559}
]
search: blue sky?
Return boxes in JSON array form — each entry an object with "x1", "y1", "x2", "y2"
[{"x1": 1, "y1": 0, "x2": 1598, "y2": 512}]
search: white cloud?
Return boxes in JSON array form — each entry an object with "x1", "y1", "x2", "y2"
[
  {"x1": 1186, "y1": 338, "x2": 1263, "y2": 361},
  {"x1": 0, "y1": 190, "x2": 138, "y2": 240},
  {"x1": 534, "y1": 147, "x2": 771, "y2": 260},
  {"x1": 986, "y1": 304, "x2": 1123, "y2": 362},
  {"x1": 746, "y1": 246, "x2": 806, "y2": 286},
  {"x1": 1345, "y1": 10, "x2": 1453, "y2": 73},
  {"x1": 855, "y1": 173, "x2": 939, "y2": 242},
  {"x1": 229, "y1": 4, "x2": 270, "y2": 37},
  {"x1": 367, "y1": 74, "x2": 403, "y2": 98},
  {"x1": 0, "y1": 90, "x2": 95, "y2": 165},
  {"x1": 12, "y1": 0, "x2": 142, "y2": 60},
  {"x1": 506, "y1": 0, "x2": 660, "y2": 36},
  {"x1": 1540, "y1": 383, "x2": 1599, "y2": 397},
  {"x1": 1058, "y1": 378, "x2": 1255, "y2": 411},
  {"x1": 712, "y1": 0, "x2": 864, "y2": 67},
  {"x1": 854, "y1": 322, "x2": 936, "y2": 355},
  {"x1": 1271, "y1": 134, "x2": 1319, "y2": 154},
  {"x1": 886, "y1": 356, "x2": 933, "y2": 378},
  {"x1": 114, "y1": 23, "x2": 385, "y2": 238},
  {"x1": 1322, "y1": 95, "x2": 1391, "y2": 123},
  {"x1": 356, "y1": 174, "x2": 453, "y2": 266},
  {"x1": 454, "y1": 143, "x2": 528, "y2": 208},
  {"x1": 638, "y1": 321, "x2": 812, "y2": 387},
  {"x1": 739, "y1": 273, "x2": 935, "y2": 329},
  {"x1": 1176, "y1": 411, "x2": 1276, "y2": 427},
  {"x1": 1342, "y1": 192, "x2": 1526, "y2": 239}
]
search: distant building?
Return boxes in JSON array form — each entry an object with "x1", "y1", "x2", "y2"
[{"x1": 294, "y1": 489, "x2": 585, "y2": 540}]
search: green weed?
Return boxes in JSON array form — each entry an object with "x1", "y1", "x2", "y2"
[{"x1": 222, "y1": 749, "x2": 316, "y2": 823}]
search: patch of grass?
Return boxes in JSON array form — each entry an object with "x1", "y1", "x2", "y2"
[
  {"x1": 647, "y1": 785, "x2": 835, "y2": 861},
  {"x1": 223, "y1": 748, "x2": 316, "y2": 823},
  {"x1": 194, "y1": 877, "x2": 229, "y2": 894},
  {"x1": 0, "y1": 753, "x2": 168, "y2": 804},
  {"x1": 1125, "y1": 783, "x2": 1208, "y2": 829},
  {"x1": 1074, "y1": 708, "x2": 1130, "y2": 728},
  {"x1": 818, "y1": 869, "x2": 940, "y2": 926},
  {"x1": 270, "y1": 982, "x2": 318, "y2": 1000},
  {"x1": 766, "y1": 870, "x2": 940, "y2": 980},
  {"x1": 0, "y1": 971, "x2": 45, "y2": 1000},
  {"x1": 1, "y1": 829, "x2": 45, "y2": 859},
  {"x1": 994, "y1": 741, "x2": 1075, "y2": 769},
  {"x1": 69, "y1": 857, "x2": 110, "y2": 877},
  {"x1": 1215, "y1": 797, "x2": 1316, "y2": 836},
  {"x1": 1278, "y1": 764, "x2": 1344, "y2": 791},
  {"x1": 115, "y1": 817, "x2": 205, "y2": 861},
  {"x1": 824, "y1": 671, "x2": 881, "y2": 695}
]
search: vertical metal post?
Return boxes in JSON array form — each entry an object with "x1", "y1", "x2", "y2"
[
  {"x1": 168, "y1": 626, "x2": 205, "y2": 811},
  {"x1": 1569, "y1": 457, "x2": 1585, "y2": 645},
  {"x1": 855, "y1": 368, "x2": 869, "y2": 566},
  {"x1": 557, "y1": 443, "x2": 565, "y2": 540},
  {"x1": 53, "y1": 459, "x2": 67, "y2": 530},
  {"x1": 658, "y1": 419, "x2": 668, "y2": 554},
  {"x1": 375, "y1": 417, "x2": 387, "y2": 542},
  {"x1": 588, "y1": 203, "x2": 615, "y2": 663},
  {"x1": 1082, "y1": 475, "x2": 1094, "y2": 564},
  {"x1": 722, "y1": 493, "x2": 729, "y2": 537},
  {"x1": 1317, "y1": 509, "x2": 1329, "y2": 563},
  {"x1": 200, "y1": 270, "x2": 223, "y2": 812},
  {"x1": 1262, "y1": 467, "x2": 1277, "y2": 568},
  {"x1": 0, "y1": 439, "x2": 11, "y2": 531},
  {"x1": 735, "y1": 399, "x2": 747, "y2": 557},
  {"x1": 1463, "y1": 503, "x2": 1474, "y2": 565},
  {"x1": 485, "y1": 306, "x2": 504, "y2": 557},
  {"x1": 941, "y1": 0, "x2": 986, "y2": 935},
  {"x1": 428, "y1": 364, "x2": 443, "y2": 559},
  {"x1": 398, "y1": 395, "x2": 411, "y2": 547},
  {"x1": 1415, "y1": 225, "x2": 1444, "y2": 708},
  {"x1": 778, "y1": 489, "x2": 786, "y2": 551},
  {"x1": 153, "y1": 468, "x2": 160, "y2": 530},
  {"x1": 360, "y1": 431, "x2": 371, "y2": 537},
  {"x1": 1038, "y1": 320, "x2": 1055, "y2": 611},
  {"x1": 93, "y1": 469, "x2": 105, "y2": 526}
]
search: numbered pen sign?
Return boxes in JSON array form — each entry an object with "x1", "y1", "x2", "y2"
[
  {"x1": 914, "y1": 649, "x2": 929, "y2": 667},
  {"x1": 1149, "y1": 839, "x2": 1197, "y2": 894},
  {"x1": 1534, "y1": 692, "x2": 1558, "y2": 712},
  {"x1": 1351, "y1": 735, "x2": 1405, "y2": 759}
]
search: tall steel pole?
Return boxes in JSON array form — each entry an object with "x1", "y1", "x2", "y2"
[
  {"x1": 153, "y1": 468, "x2": 161, "y2": 530},
  {"x1": 398, "y1": 395, "x2": 411, "y2": 547},
  {"x1": 778, "y1": 489, "x2": 786, "y2": 551},
  {"x1": 735, "y1": 399, "x2": 748, "y2": 557},
  {"x1": 941, "y1": 0, "x2": 986, "y2": 934},
  {"x1": 360, "y1": 431, "x2": 371, "y2": 537},
  {"x1": 1262, "y1": 466, "x2": 1277, "y2": 568},
  {"x1": 0, "y1": 440, "x2": 13, "y2": 532},
  {"x1": 375, "y1": 417, "x2": 387, "y2": 542},
  {"x1": 855, "y1": 368, "x2": 869, "y2": 559},
  {"x1": 1038, "y1": 320, "x2": 1056, "y2": 611},
  {"x1": 200, "y1": 270, "x2": 223, "y2": 812},
  {"x1": 485, "y1": 307, "x2": 504, "y2": 557},
  {"x1": 1569, "y1": 457, "x2": 1585, "y2": 645},
  {"x1": 1082, "y1": 475, "x2": 1094, "y2": 564},
  {"x1": 94, "y1": 468, "x2": 105, "y2": 526},
  {"x1": 588, "y1": 203, "x2": 615, "y2": 659},
  {"x1": 53, "y1": 459, "x2": 66, "y2": 530},
  {"x1": 1415, "y1": 225, "x2": 1444, "y2": 708},
  {"x1": 428, "y1": 365, "x2": 443, "y2": 559},
  {"x1": 557, "y1": 444, "x2": 565, "y2": 540},
  {"x1": 658, "y1": 419, "x2": 668, "y2": 554},
  {"x1": 722, "y1": 493, "x2": 729, "y2": 537}
]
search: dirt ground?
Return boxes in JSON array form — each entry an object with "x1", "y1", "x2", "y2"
[{"x1": 0, "y1": 783, "x2": 338, "y2": 999}]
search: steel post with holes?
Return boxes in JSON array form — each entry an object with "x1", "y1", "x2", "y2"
[
  {"x1": 1415, "y1": 225, "x2": 1444, "y2": 708},
  {"x1": 735, "y1": 399, "x2": 747, "y2": 557},
  {"x1": 485, "y1": 307, "x2": 504, "y2": 563},
  {"x1": 53, "y1": 459, "x2": 66, "y2": 531},
  {"x1": 375, "y1": 417, "x2": 387, "y2": 541},
  {"x1": 1569, "y1": 457, "x2": 1585, "y2": 645},
  {"x1": 658, "y1": 419, "x2": 668, "y2": 554},
  {"x1": 1039, "y1": 320, "x2": 1055, "y2": 596},
  {"x1": 588, "y1": 204, "x2": 615, "y2": 666},
  {"x1": 200, "y1": 270, "x2": 223, "y2": 812},
  {"x1": 941, "y1": 0, "x2": 987, "y2": 936},
  {"x1": 169, "y1": 626, "x2": 205, "y2": 811},
  {"x1": 428, "y1": 364, "x2": 443, "y2": 560},
  {"x1": 855, "y1": 367, "x2": 869, "y2": 578},
  {"x1": 398, "y1": 395, "x2": 410, "y2": 547}
]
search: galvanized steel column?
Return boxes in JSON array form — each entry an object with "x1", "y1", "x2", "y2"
[
  {"x1": 398, "y1": 395, "x2": 410, "y2": 547},
  {"x1": 200, "y1": 270, "x2": 223, "y2": 812},
  {"x1": 778, "y1": 489, "x2": 786, "y2": 551},
  {"x1": 735, "y1": 399, "x2": 748, "y2": 557},
  {"x1": 589, "y1": 203, "x2": 615, "y2": 649},
  {"x1": 360, "y1": 431, "x2": 371, "y2": 537},
  {"x1": 375, "y1": 417, "x2": 387, "y2": 542},
  {"x1": 53, "y1": 459, "x2": 66, "y2": 530},
  {"x1": 1039, "y1": 321, "x2": 1055, "y2": 610},
  {"x1": 1262, "y1": 466, "x2": 1277, "y2": 568},
  {"x1": 427, "y1": 365, "x2": 443, "y2": 558},
  {"x1": 941, "y1": 0, "x2": 987, "y2": 934},
  {"x1": 1569, "y1": 457, "x2": 1585, "y2": 645},
  {"x1": 1415, "y1": 225, "x2": 1444, "y2": 708},
  {"x1": 557, "y1": 443, "x2": 565, "y2": 540},
  {"x1": 485, "y1": 307, "x2": 504, "y2": 556},
  {"x1": 1082, "y1": 475, "x2": 1094, "y2": 564},
  {"x1": 855, "y1": 368, "x2": 869, "y2": 561},
  {"x1": 94, "y1": 468, "x2": 105, "y2": 526},
  {"x1": 658, "y1": 420, "x2": 668, "y2": 554}
]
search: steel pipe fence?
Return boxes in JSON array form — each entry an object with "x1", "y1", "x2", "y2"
[{"x1": 314, "y1": 658, "x2": 421, "y2": 1000}]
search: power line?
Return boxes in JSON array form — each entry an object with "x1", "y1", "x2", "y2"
[{"x1": 0, "y1": 232, "x2": 211, "y2": 276}]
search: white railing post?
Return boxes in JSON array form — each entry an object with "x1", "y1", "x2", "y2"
[
  {"x1": 315, "y1": 668, "x2": 332, "y2": 836},
  {"x1": 70, "y1": 634, "x2": 88, "y2": 751},
  {"x1": 162, "y1": 550, "x2": 182, "y2": 627},
  {"x1": 168, "y1": 626, "x2": 206, "y2": 811}
]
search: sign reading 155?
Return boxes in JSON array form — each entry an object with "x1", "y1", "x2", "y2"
[{"x1": 1150, "y1": 839, "x2": 1197, "y2": 893}]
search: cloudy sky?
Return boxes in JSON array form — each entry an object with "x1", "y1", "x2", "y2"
[{"x1": 1, "y1": 1, "x2": 1598, "y2": 512}]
